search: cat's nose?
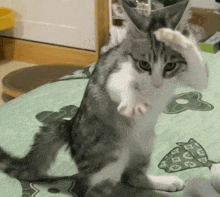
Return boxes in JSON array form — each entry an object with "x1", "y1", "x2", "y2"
[
  {"x1": 152, "y1": 80, "x2": 163, "y2": 88},
  {"x1": 151, "y1": 74, "x2": 163, "y2": 88}
]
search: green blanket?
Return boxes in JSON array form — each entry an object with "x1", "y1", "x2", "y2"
[{"x1": 0, "y1": 51, "x2": 220, "y2": 196}]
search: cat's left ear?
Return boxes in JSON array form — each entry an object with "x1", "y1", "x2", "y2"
[{"x1": 120, "y1": 0, "x2": 151, "y2": 31}]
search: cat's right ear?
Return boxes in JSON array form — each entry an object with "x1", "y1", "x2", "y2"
[
  {"x1": 151, "y1": 0, "x2": 190, "y2": 30},
  {"x1": 120, "y1": 0, "x2": 151, "y2": 32}
]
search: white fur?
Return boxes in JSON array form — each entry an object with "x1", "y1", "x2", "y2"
[
  {"x1": 106, "y1": 58, "x2": 134, "y2": 105},
  {"x1": 147, "y1": 175, "x2": 185, "y2": 191}
]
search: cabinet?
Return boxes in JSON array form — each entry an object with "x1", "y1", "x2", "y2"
[{"x1": 0, "y1": 0, "x2": 110, "y2": 64}]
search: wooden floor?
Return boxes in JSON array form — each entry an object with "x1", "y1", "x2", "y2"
[{"x1": 0, "y1": 60, "x2": 36, "y2": 107}]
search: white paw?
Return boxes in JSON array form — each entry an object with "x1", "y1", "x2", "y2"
[
  {"x1": 117, "y1": 100, "x2": 150, "y2": 119},
  {"x1": 211, "y1": 163, "x2": 220, "y2": 175},
  {"x1": 148, "y1": 175, "x2": 185, "y2": 192},
  {"x1": 100, "y1": 44, "x2": 115, "y2": 54},
  {"x1": 100, "y1": 45, "x2": 108, "y2": 54},
  {"x1": 154, "y1": 28, "x2": 192, "y2": 51}
]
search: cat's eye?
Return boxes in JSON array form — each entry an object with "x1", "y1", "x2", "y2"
[
  {"x1": 139, "y1": 61, "x2": 151, "y2": 72},
  {"x1": 164, "y1": 63, "x2": 177, "y2": 72}
]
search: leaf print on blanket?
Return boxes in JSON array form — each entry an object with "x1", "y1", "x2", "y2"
[
  {"x1": 56, "y1": 64, "x2": 95, "y2": 82},
  {"x1": 158, "y1": 138, "x2": 216, "y2": 173},
  {"x1": 164, "y1": 92, "x2": 214, "y2": 114},
  {"x1": 36, "y1": 105, "x2": 78, "y2": 123},
  {"x1": 30, "y1": 179, "x2": 77, "y2": 197}
]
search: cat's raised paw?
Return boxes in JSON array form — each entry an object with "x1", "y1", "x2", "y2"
[
  {"x1": 117, "y1": 101, "x2": 150, "y2": 119},
  {"x1": 154, "y1": 28, "x2": 192, "y2": 52}
]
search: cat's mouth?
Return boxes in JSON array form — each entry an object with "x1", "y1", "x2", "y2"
[
  {"x1": 145, "y1": 101, "x2": 152, "y2": 108},
  {"x1": 145, "y1": 103, "x2": 152, "y2": 111}
]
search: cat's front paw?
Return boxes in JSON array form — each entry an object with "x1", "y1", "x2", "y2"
[
  {"x1": 100, "y1": 45, "x2": 110, "y2": 54},
  {"x1": 148, "y1": 175, "x2": 185, "y2": 192},
  {"x1": 117, "y1": 101, "x2": 150, "y2": 119},
  {"x1": 154, "y1": 28, "x2": 192, "y2": 52}
]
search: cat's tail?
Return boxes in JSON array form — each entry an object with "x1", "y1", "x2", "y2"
[{"x1": 0, "y1": 120, "x2": 72, "y2": 181}]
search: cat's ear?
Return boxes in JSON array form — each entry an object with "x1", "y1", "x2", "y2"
[
  {"x1": 152, "y1": 0, "x2": 190, "y2": 30},
  {"x1": 120, "y1": 0, "x2": 151, "y2": 31},
  {"x1": 121, "y1": 0, "x2": 189, "y2": 32}
]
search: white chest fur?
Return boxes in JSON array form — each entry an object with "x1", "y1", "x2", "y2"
[{"x1": 128, "y1": 101, "x2": 168, "y2": 161}]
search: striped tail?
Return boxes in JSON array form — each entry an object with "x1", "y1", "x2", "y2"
[{"x1": 0, "y1": 120, "x2": 72, "y2": 181}]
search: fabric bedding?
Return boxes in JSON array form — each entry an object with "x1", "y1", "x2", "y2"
[{"x1": 0, "y1": 51, "x2": 220, "y2": 196}]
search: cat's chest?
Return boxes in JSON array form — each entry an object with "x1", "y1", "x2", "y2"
[{"x1": 127, "y1": 112, "x2": 158, "y2": 155}]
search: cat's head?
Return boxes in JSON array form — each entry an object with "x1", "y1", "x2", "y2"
[{"x1": 119, "y1": 0, "x2": 208, "y2": 95}]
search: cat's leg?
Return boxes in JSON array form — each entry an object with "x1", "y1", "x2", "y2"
[
  {"x1": 101, "y1": 25, "x2": 127, "y2": 54},
  {"x1": 0, "y1": 121, "x2": 69, "y2": 180},
  {"x1": 147, "y1": 175, "x2": 185, "y2": 191},
  {"x1": 85, "y1": 147, "x2": 129, "y2": 197},
  {"x1": 154, "y1": 28, "x2": 208, "y2": 90},
  {"x1": 122, "y1": 154, "x2": 185, "y2": 192},
  {"x1": 123, "y1": 171, "x2": 184, "y2": 192},
  {"x1": 107, "y1": 59, "x2": 152, "y2": 119},
  {"x1": 154, "y1": 28, "x2": 193, "y2": 52},
  {"x1": 100, "y1": 36, "x2": 117, "y2": 54}
]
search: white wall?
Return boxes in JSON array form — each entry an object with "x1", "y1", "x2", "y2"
[
  {"x1": 191, "y1": 0, "x2": 220, "y2": 9},
  {"x1": 0, "y1": 0, "x2": 95, "y2": 50},
  {"x1": 0, "y1": 0, "x2": 7, "y2": 7}
]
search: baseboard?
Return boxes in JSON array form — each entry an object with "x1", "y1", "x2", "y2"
[{"x1": 0, "y1": 36, "x2": 98, "y2": 66}]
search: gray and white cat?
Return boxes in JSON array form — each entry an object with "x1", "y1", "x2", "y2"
[{"x1": 0, "y1": 0, "x2": 208, "y2": 196}]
